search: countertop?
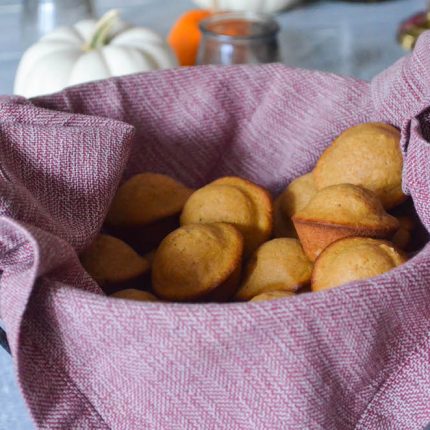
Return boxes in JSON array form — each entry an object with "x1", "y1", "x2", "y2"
[{"x1": 0, "y1": 0, "x2": 424, "y2": 428}]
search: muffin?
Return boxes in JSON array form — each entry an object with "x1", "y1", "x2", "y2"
[
  {"x1": 80, "y1": 234, "x2": 150, "y2": 290},
  {"x1": 292, "y1": 184, "x2": 399, "y2": 261},
  {"x1": 111, "y1": 289, "x2": 158, "y2": 302},
  {"x1": 106, "y1": 173, "x2": 193, "y2": 252},
  {"x1": 235, "y1": 238, "x2": 313, "y2": 301},
  {"x1": 312, "y1": 237, "x2": 407, "y2": 291},
  {"x1": 152, "y1": 223, "x2": 244, "y2": 302},
  {"x1": 250, "y1": 291, "x2": 294, "y2": 302},
  {"x1": 274, "y1": 173, "x2": 317, "y2": 238},
  {"x1": 313, "y1": 123, "x2": 405, "y2": 209},
  {"x1": 180, "y1": 176, "x2": 272, "y2": 256}
]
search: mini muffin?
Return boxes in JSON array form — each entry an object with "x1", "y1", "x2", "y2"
[
  {"x1": 152, "y1": 223, "x2": 244, "y2": 302},
  {"x1": 106, "y1": 173, "x2": 193, "y2": 252},
  {"x1": 80, "y1": 234, "x2": 150, "y2": 290},
  {"x1": 312, "y1": 237, "x2": 407, "y2": 291},
  {"x1": 235, "y1": 238, "x2": 313, "y2": 301},
  {"x1": 250, "y1": 291, "x2": 294, "y2": 302},
  {"x1": 313, "y1": 123, "x2": 405, "y2": 209},
  {"x1": 292, "y1": 184, "x2": 399, "y2": 261},
  {"x1": 274, "y1": 173, "x2": 317, "y2": 238},
  {"x1": 180, "y1": 176, "x2": 272, "y2": 256},
  {"x1": 111, "y1": 289, "x2": 158, "y2": 302}
]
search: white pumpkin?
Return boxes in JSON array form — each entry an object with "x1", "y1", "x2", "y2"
[
  {"x1": 192, "y1": 0, "x2": 296, "y2": 13},
  {"x1": 14, "y1": 10, "x2": 177, "y2": 98}
]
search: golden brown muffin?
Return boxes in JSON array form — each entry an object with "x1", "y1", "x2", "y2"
[
  {"x1": 106, "y1": 173, "x2": 193, "y2": 252},
  {"x1": 250, "y1": 291, "x2": 294, "y2": 302},
  {"x1": 274, "y1": 173, "x2": 317, "y2": 238},
  {"x1": 152, "y1": 223, "x2": 244, "y2": 302},
  {"x1": 180, "y1": 176, "x2": 272, "y2": 256},
  {"x1": 80, "y1": 234, "x2": 150, "y2": 287},
  {"x1": 292, "y1": 184, "x2": 399, "y2": 261},
  {"x1": 312, "y1": 237, "x2": 407, "y2": 291},
  {"x1": 111, "y1": 289, "x2": 158, "y2": 302},
  {"x1": 313, "y1": 123, "x2": 405, "y2": 209},
  {"x1": 107, "y1": 173, "x2": 193, "y2": 226},
  {"x1": 235, "y1": 238, "x2": 313, "y2": 301}
]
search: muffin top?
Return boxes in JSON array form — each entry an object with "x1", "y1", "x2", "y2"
[
  {"x1": 293, "y1": 184, "x2": 399, "y2": 232},
  {"x1": 312, "y1": 237, "x2": 407, "y2": 291},
  {"x1": 152, "y1": 222, "x2": 243, "y2": 301},
  {"x1": 313, "y1": 122, "x2": 405, "y2": 209},
  {"x1": 107, "y1": 173, "x2": 193, "y2": 227},
  {"x1": 181, "y1": 176, "x2": 272, "y2": 256},
  {"x1": 80, "y1": 234, "x2": 150, "y2": 284},
  {"x1": 235, "y1": 238, "x2": 313, "y2": 301}
]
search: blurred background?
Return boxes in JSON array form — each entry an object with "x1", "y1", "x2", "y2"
[
  {"x1": 0, "y1": 0, "x2": 426, "y2": 428},
  {"x1": 0, "y1": 0, "x2": 427, "y2": 95}
]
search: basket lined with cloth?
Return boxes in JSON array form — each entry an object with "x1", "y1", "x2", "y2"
[{"x1": 1, "y1": 32, "x2": 430, "y2": 430}]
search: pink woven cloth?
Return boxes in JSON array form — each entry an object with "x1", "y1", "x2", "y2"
[{"x1": 1, "y1": 32, "x2": 430, "y2": 430}]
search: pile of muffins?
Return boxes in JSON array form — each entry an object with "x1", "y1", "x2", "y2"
[{"x1": 80, "y1": 122, "x2": 424, "y2": 303}]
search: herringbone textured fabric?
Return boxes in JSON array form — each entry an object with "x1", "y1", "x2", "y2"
[{"x1": 1, "y1": 32, "x2": 430, "y2": 430}]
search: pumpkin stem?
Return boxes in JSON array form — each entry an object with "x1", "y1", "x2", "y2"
[{"x1": 86, "y1": 9, "x2": 120, "y2": 51}]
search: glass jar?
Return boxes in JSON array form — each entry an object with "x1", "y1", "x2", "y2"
[
  {"x1": 197, "y1": 12, "x2": 281, "y2": 66},
  {"x1": 21, "y1": 0, "x2": 95, "y2": 48}
]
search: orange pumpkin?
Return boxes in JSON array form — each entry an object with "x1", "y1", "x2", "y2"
[{"x1": 167, "y1": 9, "x2": 212, "y2": 66}]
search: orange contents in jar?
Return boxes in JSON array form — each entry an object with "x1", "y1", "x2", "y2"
[{"x1": 210, "y1": 19, "x2": 254, "y2": 37}]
